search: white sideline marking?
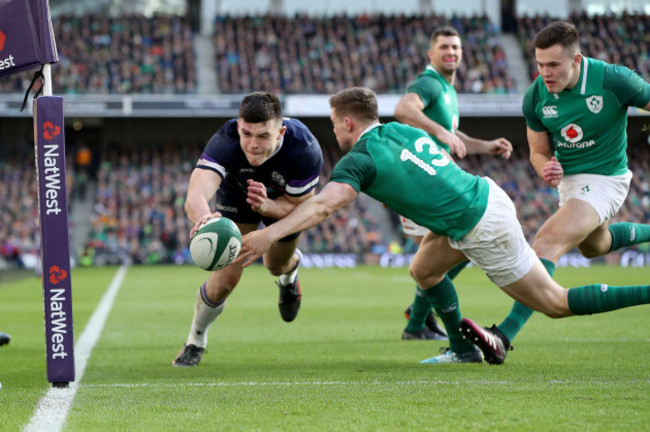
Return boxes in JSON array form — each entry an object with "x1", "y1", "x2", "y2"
[{"x1": 25, "y1": 265, "x2": 129, "y2": 432}]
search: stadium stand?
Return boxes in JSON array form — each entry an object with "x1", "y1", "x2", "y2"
[
  {"x1": 74, "y1": 142, "x2": 386, "y2": 266},
  {"x1": 0, "y1": 13, "x2": 196, "y2": 94},
  {"x1": 0, "y1": 153, "x2": 76, "y2": 270},
  {"x1": 516, "y1": 12, "x2": 650, "y2": 81},
  {"x1": 3, "y1": 136, "x2": 647, "y2": 269},
  {"x1": 213, "y1": 13, "x2": 516, "y2": 95},
  {"x1": 1, "y1": 10, "x2": 649, "y2": 268}
]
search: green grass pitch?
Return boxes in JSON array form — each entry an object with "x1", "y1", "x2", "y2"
[{"x1": 1, "y1": 264, "x2": 649, "y2": 431}]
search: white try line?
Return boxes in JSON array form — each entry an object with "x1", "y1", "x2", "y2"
[{"x1": 25, "y1": 265, "x2": 129, "y2": 432}]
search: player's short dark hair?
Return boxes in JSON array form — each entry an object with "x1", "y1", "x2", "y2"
[
  {"x1": 238, "y1": 92, "x2": 283, "y2": 123},
  {"x1": 534, "y1": 21, "x2": 580, "y2": 54},
  {"x1": 329, "y1": 87, "x2": 379, "y2": 122},
  {"x1": 430, "y1": 26, "x2": 460, "y2": 45}
]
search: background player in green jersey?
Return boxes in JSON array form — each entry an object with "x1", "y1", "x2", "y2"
[
  {"x1": 236, "y1": 87, "x2": 650, "y2": 364},
  {"x1": 462, "y1": 21, "x2": 650, "y2": 365},
  {"x1": 393, "y1": 26, "x2": 513, "y2": 341}
]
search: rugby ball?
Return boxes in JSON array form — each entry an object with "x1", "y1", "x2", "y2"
[{"x1": 190, "y1": 217, "x2": 242, "y2": 271}]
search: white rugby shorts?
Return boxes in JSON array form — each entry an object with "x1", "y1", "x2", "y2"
[
  {"x1": 558, "y1": 170, "x2": 632, "y2": 225},
  {"x1": 400, "y1": 216, "x2": 429, "y2": 237},
  {"x1": 448, "y1": 177, "x2": 537, "y2": 287}
]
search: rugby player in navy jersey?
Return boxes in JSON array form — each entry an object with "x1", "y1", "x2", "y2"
[{"x1": 173, "y1": 92, "x2": 323, "y2": 367}]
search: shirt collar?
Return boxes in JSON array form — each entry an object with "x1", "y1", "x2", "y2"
[{"x1": 359, "y1": 122, "x2": 382, "y2": 139}]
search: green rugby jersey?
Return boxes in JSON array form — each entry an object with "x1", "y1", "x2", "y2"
[
  {"x1": 330, "y1": 123, "x2": 488, "y2": 241},
  {"x1": 523, "y1": 57, "x2": 650, "y2": 176},
  {"x1": 406, "y1": 65, "x2": 459, "y2": 153}
]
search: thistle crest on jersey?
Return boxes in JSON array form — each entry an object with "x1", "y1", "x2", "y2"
[{"x1": 586, "y1": 95, "x2": 603, "y2": 114}]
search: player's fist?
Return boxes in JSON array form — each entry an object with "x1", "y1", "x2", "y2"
[{"x1": 543, "y1": 157, "x2": 563, "y2": 188}]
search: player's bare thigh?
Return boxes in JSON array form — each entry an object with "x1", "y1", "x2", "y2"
[
  {"x1": 499, "y1": 258, "x2": 570, "y2": 318},
  {"x1": 532, "y1": 199, "x2": 601, "y2": 262},
  {"x1": 409, "y1": 231, "x2": 467, "y2": 288}
]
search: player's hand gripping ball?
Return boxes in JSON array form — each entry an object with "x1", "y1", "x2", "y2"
[{"x1": 190, "y1": 217, "x2": 242, "y2": 271}]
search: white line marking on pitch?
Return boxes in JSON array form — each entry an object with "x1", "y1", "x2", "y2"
[
  {"x1": 24, "y1": 265, "x2": 129, "y2": 432},
  {"x1": 81, "y1": 378, "x2": 649, "y2": 388}
]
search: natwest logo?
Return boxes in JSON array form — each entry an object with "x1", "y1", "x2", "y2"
[
  {"x1": 560, "y1": 123, "x2": 584, "y2": 143},
  {"x1": 49, "y1": 265, "x2": 68, "y2": 285},
  {"x1": 43, "y1": 121, "x2": 61, "y2": 140},
  {"x1": 0, "y1": 28, "x2": 16, "y2": 72}
]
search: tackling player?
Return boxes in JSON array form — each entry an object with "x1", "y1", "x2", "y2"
[{"x1": 236, "y1": 87, "x2": 650, "y2": 364}]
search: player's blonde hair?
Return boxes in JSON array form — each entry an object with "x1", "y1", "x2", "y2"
[{"x1": 328, "y1": 87, "x2": 379, "y2": 122}]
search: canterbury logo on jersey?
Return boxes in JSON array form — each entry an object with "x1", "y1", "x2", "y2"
[{"x1": 542, "y1": 106, "x2": 557, "y2": 118}]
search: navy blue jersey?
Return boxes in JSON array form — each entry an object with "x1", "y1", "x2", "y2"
[{"x1": 197, "y1": 118, "x2": 323, "y2": 199}]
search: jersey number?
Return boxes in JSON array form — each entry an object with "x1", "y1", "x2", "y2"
[{"x1": 399, "y1": 137, "x2": 450, "y2": 175}]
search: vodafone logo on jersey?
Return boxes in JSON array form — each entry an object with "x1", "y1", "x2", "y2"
[
  {"x1": 0, "y1": 29, "x2": 5, "y2": 50},
  {"x1": 561, "y1": 124, "x2": 584, "y2": 143}
]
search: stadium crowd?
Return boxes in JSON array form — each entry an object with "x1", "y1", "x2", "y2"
[
  {"x1": 0, "y1": 152, "x2": 76, "y2": 269},
  {"x1": 2, "y1": 139, "x2": 648, "y2": 269},
  {"x1": 516, "y1": 12, "x2": 650, "y2": 81},
  {"x1": 1, "y1": 10, "x2": 649, "y2": 268},
  {"x1": 214, "y1": 13, "x2": 516, "y2": 95},
  {"x1": 0, "y1": 13, "x2": 196, "y2": 94},
  {"x1": 0, "y1": 12, "x2": 514, "y2": 96}
]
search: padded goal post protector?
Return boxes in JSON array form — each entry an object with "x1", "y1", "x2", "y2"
[
  {"x1": 35, "y1": 96, "x2": 75, "y2": 384},
  {"x1": 0, "y1": 0, "x2": 58, "y2": 78}
]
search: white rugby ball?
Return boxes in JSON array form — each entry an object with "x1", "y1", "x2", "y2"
[{"x1": 190, "y1": 217, "x2": 242, "y2": 271}]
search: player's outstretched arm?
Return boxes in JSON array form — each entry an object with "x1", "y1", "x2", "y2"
[
  {"x1": 185, "y1": 168, "x2": 222, "y2": 226},
  {"x1": 235, "y1": 182, "x2": 358, "y2": 267},
  {"x1": 457, "y1": 130, "x2": 513, "y2": 159}
]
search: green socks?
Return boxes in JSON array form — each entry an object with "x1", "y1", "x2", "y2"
[
  {"x1": 404, "y1": 287, "x2": 431, "y2": 333},
  {"x1": 421, "y1": 276, "x2": 475, "y2": 354},
  {"x1": 496, "y1": 258, "x2": 555, "y2": 342},
  {"x1": 609, "y1": 222, "x2": 650, "y2": 252},
  {"x1": 404, "y1": 260, "x2": 470, "y2": 331},
  {"x1": 496, "y1": 302, "x2": 534, "y2": 343},
  {"x1": 568, "y1": 283, "x2": 650, "y2": 315},
  {"x1": 447, "y1": 260, "x2": 470, "y2": 280}
]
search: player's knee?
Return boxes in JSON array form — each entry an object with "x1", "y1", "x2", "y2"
[
  {"x1": 577, "y1": 243, "x2": 607, "y2": 259},
  {"x1": 265, "y1": 258, "x2": 295, "y2": 277},
  {"x1": 539, "y1": 296, "x2": 571, "y2": 319},
  {"x1": 409, "y1": 264, "x2": 442, "y2": 287}
]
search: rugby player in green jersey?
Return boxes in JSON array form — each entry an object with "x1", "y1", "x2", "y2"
[
  {"x1": 236, "y1": 87, "x2": 650, "y2": 364},
  {"x1": 393, "y1": 26, "x2": 513, "y2": 341},
  {"x1": 461, "y1": 21, "x2": 650, "y2": 365}
]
